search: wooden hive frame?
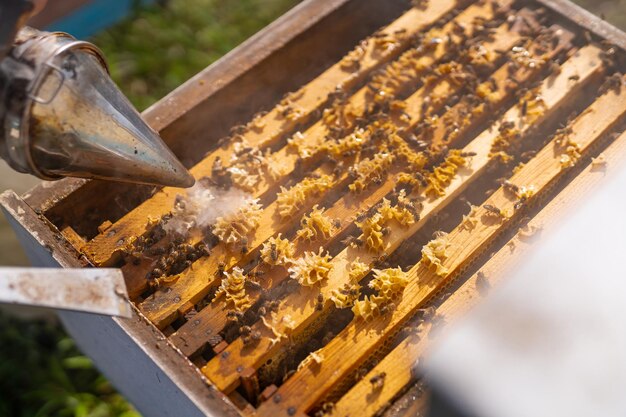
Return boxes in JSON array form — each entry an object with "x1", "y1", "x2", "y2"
[{"x1": 3, "y1": 1, "x2": 626, "y2": 416}]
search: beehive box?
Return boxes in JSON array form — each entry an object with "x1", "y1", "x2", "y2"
[{"x1": 3, "y1": 0, "x2": 626, "y2": 416}]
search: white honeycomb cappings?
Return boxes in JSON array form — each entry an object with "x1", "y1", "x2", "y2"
[
  {"x1": 213, "y1": 199, "x2": 262, "y2": 247},
  {"x1": 288, "y1": 247, "x2": 332, "y2": 286},
  {"x1": 214, "y1": 267, "x2": 252, "y2": 312}
]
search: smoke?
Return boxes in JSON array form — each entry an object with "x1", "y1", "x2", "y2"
[{"x1": 164, "y1": 180, "x2": 252, "y2": 237}]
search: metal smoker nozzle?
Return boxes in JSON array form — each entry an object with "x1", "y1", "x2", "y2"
[{"x1": 0, "y1": 28, "x2": 195, "y2": 188}]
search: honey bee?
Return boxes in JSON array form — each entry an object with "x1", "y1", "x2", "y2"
[
  {"x1": 373, "y1": 253, "x2": 389, "y2": 268},
  {"x1": 180, "y1": 243, "x2": 194, "y2": 253},
  {"x1": 332, "y1": 161, "x2": 344, "y2": 176},
  {"x1": 354, "y1": 367, "x2": 368, "y2": 381},
  {"x1": 483, "y1": 204, "x2": 507, "y2": 219},
  {"x1": 514, "y1": 196, "x2": 527, "y2": 211},
  {"x1": 173, "y1": 194, "x2": 187, "y2": 211},
  {"x1": 341, "y1": 235, "x2": 364, "y2": 247},
  {"x1": 230, "y1": 124, "x2": 246, "y2": 136},
  {"x1": 147, "y1": 268, "x2": 163, "y2": 279},
  {"x1": 356, "y1": 211, "x2": 368, "y2": 222},
  {"x1": 156, "y1": 258, "x2": 167, "y2": 271},
  {"x1": 413, "y1": 171, "x2": 428, "y2": 187},
  {"x1": 316, "y1": 293, "x2": 324, "y2": 311},
  {"x1": 259, "y1": 299, "x2": 280, "y2": 316},
  {"x1": 419, "y1": 306, "x2": 436, "y2": 321},
  {"x1": 147, "y1": 246, "x2": 166, "y2": 256},
  {"x1": 226, "y1": 310, "x2": 244, "y2": 323},
  {"x1": 476, "y1": 271, "x2": 490, "y2": 294},
  {"x1": 591, "y1": 153, "x2": 608, "y2": 169},
  {"x1": 245, "y1": 279, "x2": 262, "y2": 291},
  {"x1": 518, "y1": 224, "x2": 543, "y2": 240},
  {"x1": 600, "y1": 43, "x2": 618, "y2": 67},
  {"x1": 250, "y1": 270, "x2": 265, "y2": 278},
  {"x1": 270, "y1": 243, "x2": 278, "y2": 263},
  {"x1": 196, "y1": 242, "x2": 210, "y2": 256},
  {"x1": 500, "y1": 179, "x2": 520, "y2": 195},
  {"x1": 216, "y1": 262, "x2": 226, "y2": 277},
  {"x1": 380, "y1": 302, "x2": 396, "y2": 315},
  {"x1": 383, "y1": 303, "x2": 397, "y2": 317},
  {"x1": 369, "y1": 372, "x2": 387, "y2": 389}
]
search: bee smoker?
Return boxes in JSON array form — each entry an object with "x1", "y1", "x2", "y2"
[{"x1": 0, "y1": 0, "x2": 195, "y2": 188}]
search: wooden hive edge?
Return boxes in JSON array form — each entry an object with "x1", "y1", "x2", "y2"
[{"x1": 535, "y1": 0, "x2": 626, "y2": 51}]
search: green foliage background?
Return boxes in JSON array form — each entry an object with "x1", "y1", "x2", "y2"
[
  {"x1": 573, "y1": 0, "x2": 626, "y2": 33},
  {"x1": 0, "y1": 312, "x2": 140, "y2": 417},
  {"x1": 93, "y1": 0, "x2": 301, "y2": 110}
]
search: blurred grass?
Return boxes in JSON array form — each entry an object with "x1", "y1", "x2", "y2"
[
  {"x1": 93, "y1": 0, "x2": 302, "y2": 110},
  {"x1": 0, "y1": 311, "x2": 140, "y2": 417},
  {"x1": 573, "y1": 0, "x2": 626, "y2": 31},
  {"x1": 0, "y1": 0, "x2": 300, "y2": 416}
]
